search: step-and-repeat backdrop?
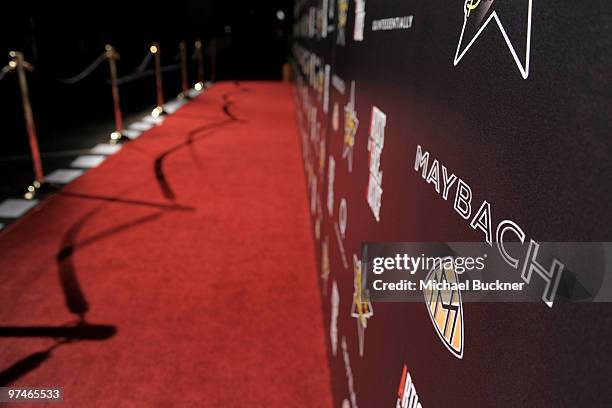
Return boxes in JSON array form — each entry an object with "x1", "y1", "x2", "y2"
[{"x1": 292, "y1": 0, "x2": 611, "y2": 406}]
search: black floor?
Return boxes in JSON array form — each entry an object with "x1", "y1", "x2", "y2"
[{"x1": 0, "y1": 109, "x2": 148, "y2": 201}]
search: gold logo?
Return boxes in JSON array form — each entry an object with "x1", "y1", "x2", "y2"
[
  {"x1": 465, "y1": 0, "x2": 481, "y2": 17},
  {"x1": 319, "y1": 138, "x2": 326, "y2": 175},
  {"x1": 338, "y1": 0, "x2": 348, "y2": 29},
  {"x1": 337, "y1": 0, "x2": 348, "y2": 45},
  {"x1": 321, "y1": 237, "x2": 330, "y2": 293},
  {"x1": 350, "y1": 254, "x2": 373, "y2": 357},
  {"x1": 342, "y1": 81, "x2": 359, "y2": 173},
  {"x1": 316, "y1": 69, "x2": 324, "y2": 98},
  {"x1": 423, "y1": 257, "x2": 464, "y2": 359},
  {"x1": 332, "y1": 102, "x2": 340, "y2": 131}
]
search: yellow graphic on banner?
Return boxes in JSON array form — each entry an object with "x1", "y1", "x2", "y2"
[
  {"x1": 316, "y1": 70, "x2": 324, "y2": 97},
  {"x1": 353, "y1": 262, "x2": 370, "y2": 327},
  {"x1": 465, "y1": 0, "x2": 481, "y2": 17},
  {"x1": 342, "y1": 81, "x2": 359, "y2": 172},
  {"x1": 350, "y1": 255, "x2": 373, "y2": 357},
  {"x1": 338, "y1": 0, "x2": 348, "y2": 29},
  {"x1": 344, "y1": 112, "x2": 357, "y2": 147}
]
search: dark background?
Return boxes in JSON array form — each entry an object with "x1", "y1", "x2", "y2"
[
  {"x1": 0, "y1": 1, "x2": 294, "y2": 166},
  {"x1": 294, "y1": 0, "x2": 612, "y2": 406}
]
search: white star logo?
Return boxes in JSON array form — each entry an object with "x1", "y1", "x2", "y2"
[{"x1": 454, "y1": 0, "x2": 533, "y2": 79}]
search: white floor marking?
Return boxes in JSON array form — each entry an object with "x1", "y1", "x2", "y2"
[
  {"x1": 45, "y1": 169, "x2": 85, "y2": 184},
  {"x1": 187, "y1": 89, "x2": 200, "y2": 98},
  {"x1": 122, "y1": 129, "x2": 142, "y2": 139},
  {"x1": 91, "y1": 143, "x2": 122, "y2": 155},
  {"x1": 142, "y1": 115, "x2": 165, "y2": 125},
  {"x1": 0, "y1": 199, "x2": 39, "y2": 218},
  {"x1": 70, "y1": 155, "x2": 106, "y2": 168},
  {"x1": 128, "y1": 122, "x2": 154, "y2": 131},
  {"x1": 164, "y1": 99, "x2": 187, "y2": 114}
]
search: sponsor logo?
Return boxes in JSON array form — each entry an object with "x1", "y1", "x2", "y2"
[
  {"x1": 454, "y1": 0, "x2": 533, "y2": 79},
  {"x1": 316, "y1": 7, "x2": 323, "y2": 38},
  {"x1": 332, "y1": 74, "x2": 346, "y2": 95},
  {"x1": 321, "y1": 0, "x2": 337, "y2": 37},
  {"x1": 350, "y1": 254, "x2": 373, "y2": 357},
  {"x1": 321, "y1": 237, "x2": 331, "y2": 291},
  {"x1": 337, "y1": 0, "x2": 349, "y2": 45},
  {"x1": 338, "y1": 198, "x2": 347, "y2": 239},
  {"x1": 366, "y1": 106, "x2": 386, "y2": 221},
  {"x1": 334, "y1": 198, "x2": 350, "y2": 269},
  {"x1": 327, "y1": 155, "x2": 336, "y2": 216},
  {"x1": 308, "y1": 53, "x2": 320, "y2": 87},
  {"x1": 316, "y1": 68, "x2": 325, "y2": 100},
  {"x1": 321, "y1": 0, "x2": 329, "y2": 38},
  {"x1": 372, "y1": 15, "x2": 413, "y2": 31},
  {"x1": 353, "y1": 0, "x2": 366, "y2": 41},
  {"x1": 310, "y1": 106, "x2": 318, "y2": 142},
  {"x1": 319, "y1": 137, "x2": 326, "y2": 176},
  {"x1": 414, "y1": 144, "x2": 564, "y2": 307},
  {"x1": 332, "y1": 102, "x2": 340, "y2": 131},
  {"x1": 343, "y1": 81, "x2": 359, "y2": 173},
  {"x1": 330, "y1": 280, "x2": 339, "y2": 355},
  {"x1": 329, "y1": 0, "x2": 336, "y2": 21},
  {"x1": 323, "y1": 64, "x2": 331, "y2": 113},
  {"x1": 396, "y1": 364, "x2": 423, "y2": 408},
  {"x1": 315, "y1": 197, "x2": 323, "y2": 240},
  {"x1": 423, "y1": 257, "x2": 464, "y2": 358},
  {"x1": 310, "y1": 172, "x2": 317, "y2": 214},
  {"x1": 309, "y1": 7, "x2": 317, "y2": 38}
]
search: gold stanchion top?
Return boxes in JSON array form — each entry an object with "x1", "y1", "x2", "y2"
[
  {"x1": 150, "y1": 43, "x2": 159, "y2": 54},
  {"x1": 105, "y1": 44, "x2": 120, "y2": 60},
  {"x1": 9, "y1": 51, "x2": 34, "y2": 71}
]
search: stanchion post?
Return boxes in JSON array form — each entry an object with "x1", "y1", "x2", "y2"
[
  {"x1": 10, "y1": 51, "x2": 45, "y2": 198},
  {"x1": 105, "y1": 45, "x2": 125, "y2": 143},
  {"x1": 194, "y1": 39, "x2": 204, "y2": 91},
  {"x1": 150, "y1": 42, "x2": 165, "y2": 117},
  {"x1": 179, "y1": 41, "x2": 189, "y2": 98}
]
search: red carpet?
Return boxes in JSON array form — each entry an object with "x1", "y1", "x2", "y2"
[{"x1": 0, "y1": 82, "x2": 333, "y2": 407}]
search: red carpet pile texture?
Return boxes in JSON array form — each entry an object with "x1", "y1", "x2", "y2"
[{"x1": 0, "y1": 82, "x2": 333, "y2": 407}]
